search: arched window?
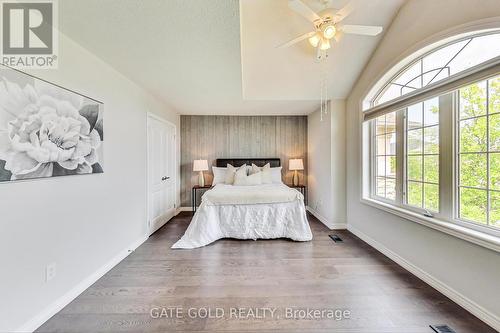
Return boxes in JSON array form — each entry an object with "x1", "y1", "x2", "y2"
[
  {"x1": 368, "y1": 31, "x2": 500, "y2": 107},
  {"x1": 362, "y1": 29, "x2": 500, "y2": 241}
]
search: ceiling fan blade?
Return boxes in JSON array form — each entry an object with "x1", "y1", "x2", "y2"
[
  {"x1": 288, "y1": 0, "x2": 322, "y2": 23},
  {"x1": 334, "y1": 1, "x2": 355, "y2": 23},
  {"x1": 340, "y1": 25, "x2": 383, "y2": 36},
  {"x1": 276, "y1": 31, "x2": 316, "y2": 48}
]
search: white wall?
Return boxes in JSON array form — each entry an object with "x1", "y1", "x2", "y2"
[
  {"x1": 308, "y1": 100, "x2": 346, "y2": 228},
  {"x1": 0, "y1": 32, "x2": 180, "y2": 331},
  {"x1": 346, "y1": 0, "x2": 500, "y2": 329}
]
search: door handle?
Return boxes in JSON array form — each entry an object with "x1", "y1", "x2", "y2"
[{"x1": 161, "y1": 176, "x2": 170, "y2": 181}]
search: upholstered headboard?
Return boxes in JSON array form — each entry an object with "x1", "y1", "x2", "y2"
[{"x1": 215, "y1": 158, "x2": 280, "y2": 168}]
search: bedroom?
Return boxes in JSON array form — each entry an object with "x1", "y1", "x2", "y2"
[{"x1": 0, "y1": 0, "x2": 499, "y2": 332}]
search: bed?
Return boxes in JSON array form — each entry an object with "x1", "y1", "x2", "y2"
[{"x1": 172, "y1": 158, "x2": 312, "y2": 249}]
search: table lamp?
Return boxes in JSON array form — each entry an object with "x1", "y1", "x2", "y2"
[
  {"x1": 193, "y1": 160, "x2": 208, "y2": 187},
  {"x1": 289, "y1": 159, "x2": 304, "y2": 186}
]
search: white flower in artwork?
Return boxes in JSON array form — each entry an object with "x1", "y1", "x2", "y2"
[{"x1": 0, "y1": 78, "x2": 102, "y2": 180}]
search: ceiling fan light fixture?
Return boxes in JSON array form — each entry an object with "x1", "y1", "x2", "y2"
[
  {"x1": 322, "y1": 24, "x2": 336, "y2": 39},
  {"x1": 308, "y1": 33, "x2": 321, "y2": 47},
  {"x1": 320, "y1": 38, "x2": 330, "y2": 50}
]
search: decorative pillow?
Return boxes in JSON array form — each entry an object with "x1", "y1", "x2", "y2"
[
  {"x1": 212, "y1": 166, "x2": 227, "y2": 185},
  {"x1": 234, "y1": 168, "x2": 262, "y2": 186},
  {"x1": 250, "y1": 163, "x2": 272, "y2": 184},
  {"x1": 270, "y1": 166, "x2": 283, "y2": 184},
  {"x1": 224, "y1": 164, "x2": 246, "y2": 184}
]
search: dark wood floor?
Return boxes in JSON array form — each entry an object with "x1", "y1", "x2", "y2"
[{"x1": 38, "y1": 213, "x2": 496, "y2": 333}]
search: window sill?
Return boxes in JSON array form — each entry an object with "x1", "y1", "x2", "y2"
[{"x1": 360, "y1": 197, "x2": 500, "y2": 253}]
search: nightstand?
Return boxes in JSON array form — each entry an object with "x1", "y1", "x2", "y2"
[
  {"x1": 192, "y1": 185, "x2": 211, "y2": 213},
  {"x1": 288, "y1": 184, "x2": 307, "y2": 205}
]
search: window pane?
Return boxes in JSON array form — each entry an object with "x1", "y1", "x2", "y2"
[
  {"x1": 489, "y1": 113, "x2": 500, "y2": 151},
  {"x1": 368, "y1": 34, "x2": 500, "y2": 107},
  {"x1": 386, "y1": 112, "x2": 396, "y2": 133},
  {"x1": 386, "y1": 156, "x2": 396, "y2": 178},
  {"x1": 424, "y1": 97, "x2": 439, "y2": 126},
  {"x1": 375, "y1": 84, "x2": 401, "y2": 105},
  {"x1": 376, "y1": 115, "x2": 386, "y2": 135},
  {"x1": 424, "y1": 155, "x2": 439, "y2": 183},
  {"x1": 490, "y1": 153, "x2": 500, "y2": 191},
  {"x1": 386, "y1": 178, "x2": 396, "y2": 201},
  {"x1": 460, "y1": 153, "x2": 487, "y2": 188},
  {"x1": 408, "y1": 129, "x2": 422, "y2": 154},
  {"x1": 408, "y1": 155, "x2": 422, "y2": 181},
  {"x1": 424, "y1": 126, "x2": 439, "y2": 154},
  {"x1": 491, "y1": 191, "x2": 500, "y2": 228},
  {"x1": 450, "y1": 35, "x2": 500, "y2": 75},
  {"x1": 424, "y1": 183, "x2": 439, "y2": 212},
  {"x1": 460, "y1": 188, "x2": 487, "y2": 224},
  {"x1": 460, "y1": 81, "x2": 487, "y2": 119},
  {"x1": 423, "y1": 39, "x2": 469, "y2": 76},
  {"x1": 460, "y1": 117, "x2": 487, "y2": 153},
  {"x1": 376, "y1": 156, "x2": 385, "y2": 176},
  {"x1": 376, "y1": 177, "x2": 385, "y2": 197},
  {"x1": 489, "y1": 77, "x2": 500, "y2": 115},
  {"x1": 394, "y1": 60, "x2": 422, "y2": 87},
  {"x1": 376, "y1": 135, "x2": 386, "y2": 155},
  {"x1": 407, "y1": 103, "x2": 423, "y2": 129},
  {"x1": 385, "y1": 133, "x2": 396, "y2": 155},
  {"x1": 408, "y1": 181, "x2": 422, "y2": 207}
]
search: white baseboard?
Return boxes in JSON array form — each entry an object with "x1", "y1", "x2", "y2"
[
  {"x1": 306, "y1": 206, "x2": 347, "y2": 230},
  {"x1": 16, "y1": 235, "x2": 148, "y2": 333},
  {"x1": 347, "y1": 225, "x2": 500, "y2": 331},
  {"x1": 178, "y1": 206, "x2": 193, "y2": 212}
]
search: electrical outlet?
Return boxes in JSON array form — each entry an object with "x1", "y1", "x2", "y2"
[{"x1": 46, "y1": 262, "x2": 56, "y2": 282}]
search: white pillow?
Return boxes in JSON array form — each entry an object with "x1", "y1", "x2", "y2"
[
  {"x1": 234, "y1": 168, "x2": 262, "y2": 186},
  {"x1": 212, "y1": 166, "x2": 227, "y2": 185},
  {"x1": 250, "y1": 163, "x2": 272, "y2": 184},
  {"x1": 225, "y1": 164, "x2": 246, "y2": 184},
  {"x1": 270, "y1": 166, "x2": 283, "y2": 184}
]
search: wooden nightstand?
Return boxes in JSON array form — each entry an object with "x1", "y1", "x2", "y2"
[
  {"x1": 192, "y1": 185, "x2": 211, "y2": 213},
  {"x1": 288, "y1": 184, "x2": 307, "y2": 205}
]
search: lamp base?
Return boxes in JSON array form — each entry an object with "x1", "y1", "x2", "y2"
[
  {"x1": 293, "y1": 170, "x2": 299, "y2": 186},
  {"x1": 198, "y1": 171, "x2": 205, "y2": 187}
]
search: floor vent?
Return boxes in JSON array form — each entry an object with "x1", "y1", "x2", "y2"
[
  {"x1": 329, "y1": 234, "x2": 343, "y2": 243},
  {"x1": 430, "y1": 325, "x2": 456, "y2": 333}
]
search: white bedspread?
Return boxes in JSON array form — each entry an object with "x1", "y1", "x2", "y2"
[
  {"x1": 203, "y1": 183, "x2": 302, "y2": 205},
  {"x1": 172, "y1": 184, "x2": 312, "y2": 249}
]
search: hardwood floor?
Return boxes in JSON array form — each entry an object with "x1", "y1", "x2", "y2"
[{"x1": 38, "y1": 213, "x2": 496, "y2": 333}]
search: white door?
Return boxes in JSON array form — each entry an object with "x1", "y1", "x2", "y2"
[{"x1": 147, "y1": 115, "x2": 176, "y2": 235}]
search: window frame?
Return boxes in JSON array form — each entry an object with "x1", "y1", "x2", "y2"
[
  {"x1": 454, "y1": 79, "x2": 500, "y2": 231},
  {"x1": 361, "y1": 27, "x2": 500, "y2": 252},
  {"x1": 370, "y1": 30, "x2": 500, "y2": 107},
  {"x1": 366, "y1": 83, "x2": 500, "y2": 250}
]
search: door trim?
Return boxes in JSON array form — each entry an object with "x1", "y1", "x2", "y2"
[{"x1": 146, "y1": 112, "x2": 177, "y2": 236}]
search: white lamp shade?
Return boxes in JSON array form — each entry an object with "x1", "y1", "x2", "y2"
[
  {"x1": 193, "y1": 159, "x2": 208, "y2": 172},
  {"x1": 289, "y1": 159, "x2": 304, "y2": 171}
]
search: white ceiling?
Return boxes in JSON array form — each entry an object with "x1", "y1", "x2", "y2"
[{"x1": 58, "y1": 0, "x2": 405, "y2": 115}]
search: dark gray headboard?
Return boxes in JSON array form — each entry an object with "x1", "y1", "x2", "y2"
[{"x1": 215, "y1": 158, "x2": 280, "y2": 168}]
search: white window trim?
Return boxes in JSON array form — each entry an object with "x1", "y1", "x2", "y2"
[
  {"x1": 360, "y1": 197, "x2": 500, "y2": 252},
  {"x1": 360, "y1": 25, "x2": 500, "y2": 253},
  {"x1": 364, "y1": 91, "x2": 500, "y2": 253}
]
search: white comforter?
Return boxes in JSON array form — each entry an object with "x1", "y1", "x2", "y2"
[
  {"x1": 172, "y1": 184, "x2": 312, "y2": 249},
  {"x1": 203, "y1": 183, "x2": 303, "y2": 205}
]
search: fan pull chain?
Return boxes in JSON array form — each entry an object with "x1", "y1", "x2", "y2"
[{"x1": 319, "y1": 53, "x2": 329, "y2": 121}]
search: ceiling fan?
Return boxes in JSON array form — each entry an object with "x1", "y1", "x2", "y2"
[{"x1": 278, "y1": 0, "x2": 383, "y2": 53}]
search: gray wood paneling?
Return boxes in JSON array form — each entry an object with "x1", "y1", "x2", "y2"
[{"x1": 180, "y1": 116, "x2": 308, "y2": 207}]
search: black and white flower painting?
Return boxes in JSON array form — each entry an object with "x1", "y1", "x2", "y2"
[{"x1": 0, "y1": 66, "x2": 103, "y2": 182}]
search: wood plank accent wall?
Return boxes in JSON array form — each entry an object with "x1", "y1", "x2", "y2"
[{"x1": 180, "y1": 115, "x2": 308, "y2": 207}]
